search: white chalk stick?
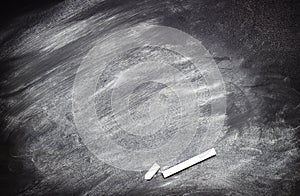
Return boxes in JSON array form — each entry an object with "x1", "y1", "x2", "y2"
[
  {"x1": 161, "y1": 148, "x2": 216, "y2": 178},
  {"x1": 145, "y1": 163, "x2": 160, "y2": 180}
]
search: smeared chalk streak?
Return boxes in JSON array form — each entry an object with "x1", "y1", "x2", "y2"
[
  {"x1": 161, "y1": 148, "x2": 216, "y2": 178},
  {"x1": 145, "y1": 163, "x2": 160, "y2": 180}
]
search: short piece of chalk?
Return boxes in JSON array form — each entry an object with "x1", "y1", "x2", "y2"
[
  {"x1": 161, "y1": 148, "x2": 217, "y2": 178},
  {"x1": 145, "y1": 163, "x2": 160, "y2": 180}
]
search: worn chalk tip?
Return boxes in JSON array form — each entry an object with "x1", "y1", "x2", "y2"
[{"x1": 144, "y1": 163, "x2": 160, "y2": 181}]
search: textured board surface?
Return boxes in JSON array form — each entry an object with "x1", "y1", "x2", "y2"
[{"x1": 0, "y1": 0, "x2": 299, "y2": 195}]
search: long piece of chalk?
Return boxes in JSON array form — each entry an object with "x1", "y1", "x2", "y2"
[
  {"x1": 145, "y1": 163, "x2": 161, "y2": 180},
  {"x1": 161, "y1": 148, "x2": 216, "y2": 178}
]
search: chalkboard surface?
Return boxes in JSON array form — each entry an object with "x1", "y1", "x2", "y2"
[{"x1": 0, "y1": 0, "x2": 299, "y2": 195}]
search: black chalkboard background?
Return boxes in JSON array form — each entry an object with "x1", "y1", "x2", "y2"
[{"x1": 0, "y1": 0, "x2": 299, "y2": 195}]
